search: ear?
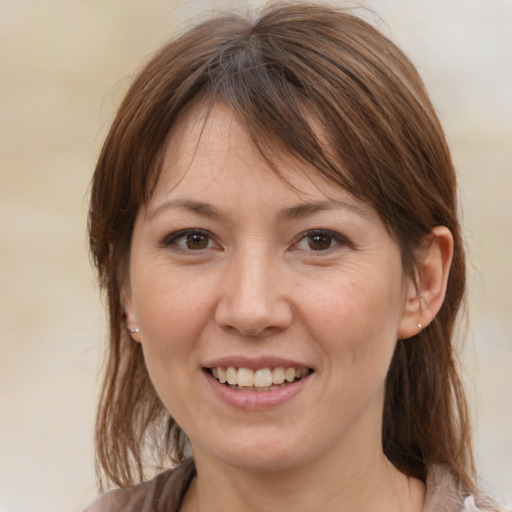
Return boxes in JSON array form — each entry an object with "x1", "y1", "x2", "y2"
[
  {"x1": 397, "y1": 226, "x2": 454, "y2": 339},
  {"x1": 122, "y1": 283, "x2": 141, "y2": 343}
]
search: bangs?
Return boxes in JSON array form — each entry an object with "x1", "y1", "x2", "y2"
[{"x1": 145, "y1": 7, "x2": 431, "y2": 232}]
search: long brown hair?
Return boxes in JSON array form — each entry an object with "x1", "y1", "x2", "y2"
[{"x1": 89, "y1": 2, "x2": 474, "y2": 493}]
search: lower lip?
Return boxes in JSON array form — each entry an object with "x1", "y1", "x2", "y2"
[{"x1": 203, "y1": 370, "x2": 311, "y2": 411}]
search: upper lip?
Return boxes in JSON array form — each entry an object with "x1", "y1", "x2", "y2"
[{"x1": 203, "y1": 356, "x2": 312, "y2": 371}]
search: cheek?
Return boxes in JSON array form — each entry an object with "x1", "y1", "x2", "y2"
[
  {"x1": 132, "y1": 272, "x2": 211, "y2": 420},
  {"x1": 129, "y1": 268, "x2": 216, "y2": 391},
  {"x1": 303, "y1": 268, "x2": 404, "y2": 374},
  {"x1": 133, "y1": 266, "x2": 210, "y2": 337},
  {"x1": 304, "y1": 278, "x2": 402, "y2": 429}
]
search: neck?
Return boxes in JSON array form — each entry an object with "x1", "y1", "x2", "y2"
[{"x1": 182, "y1": 440, "x2": 424, "y2": 512}]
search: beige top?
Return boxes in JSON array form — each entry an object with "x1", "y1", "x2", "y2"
[{"x1": 82, "y1": 459, "x2": 496, "y2": 512}]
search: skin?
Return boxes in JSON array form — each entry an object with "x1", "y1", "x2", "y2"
[{"x1": 124, "y1": 103, "x2": 453, "y2": 512}]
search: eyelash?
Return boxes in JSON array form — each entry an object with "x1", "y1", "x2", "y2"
[
  {"x1": 292, "y1": 229, "x2": 349, "y2": 253},
  {"x1": 161, "y1": 229, "x2": 217, "y2": 252},
  {"x1": 161, "y1": 228, "x2": 350, "y2": 254}
]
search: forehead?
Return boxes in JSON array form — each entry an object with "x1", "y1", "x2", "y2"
[{"x1": 151, "y1": 102, "x2": 366, "y2": 212}]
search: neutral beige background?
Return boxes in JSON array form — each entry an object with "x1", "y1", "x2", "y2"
[{"x1": 0, "y1": 1, "x2": 510, "y2": 511}]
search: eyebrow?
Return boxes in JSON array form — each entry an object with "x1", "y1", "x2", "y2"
[
  {"x1": 147, "y1": 198, "x2": 369, "y2": 222},
  {"x1": 147, "y1": 199, "x2": 228, "y2": 221},
  {"x1": 278, "y1": 200, "x2": 370, "y2": 221}
]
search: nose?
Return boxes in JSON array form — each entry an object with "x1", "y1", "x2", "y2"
[{"x1": 214, "y1": 248, "x2": 293, "y2": 337}]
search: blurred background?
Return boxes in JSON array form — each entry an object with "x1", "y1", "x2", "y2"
[{"x1": 0, "y1": 1, "x2": 510, "y2": 511}]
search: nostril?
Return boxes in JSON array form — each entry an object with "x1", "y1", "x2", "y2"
[
  {"x1": 214, "y1": 286, "x2": 294, "y2": 336},
  {"x1": 215, "y1": 315, "x2": 294, "y2": 338}
]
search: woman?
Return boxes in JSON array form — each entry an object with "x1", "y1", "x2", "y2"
[{"x1": 85, "y1": 3, "x2": 505, "y2": 511}]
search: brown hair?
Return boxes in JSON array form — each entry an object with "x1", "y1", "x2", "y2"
[{"x1": 89, "y1": 2, "x2": 474, "y2": 493}]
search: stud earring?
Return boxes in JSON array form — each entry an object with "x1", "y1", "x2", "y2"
[
  {"x1": 417, "y1": 323, "x2": 422, "y2": 330},
  {"x1": 129, "y1": 328, "x2": 140, "y2": 334}
]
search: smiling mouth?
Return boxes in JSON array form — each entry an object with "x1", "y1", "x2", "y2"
[{"x1": 207, "y1": 366, "x2": 313, "y2": 392}]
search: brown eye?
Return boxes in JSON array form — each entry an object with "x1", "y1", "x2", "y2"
[
  {"x1": 307, "y1": 233, "x2": 333, "y2": 251},
  {"x1": 163, "y1": 229, "x2": 216, "y2": 252},
  {"x1": 185, "y1": 232, "x2": 210, "y2": 250},
  {"x1": 292, "y1": 229, "x2": 347, "y2": 254}
]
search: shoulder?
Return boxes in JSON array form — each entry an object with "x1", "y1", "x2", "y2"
[
  {"x1": 424, "y1": 465, "x2": 510, "y2": 512},
  {"x1": 80, "y1": 459, "x2": 196, "y2": 512}
]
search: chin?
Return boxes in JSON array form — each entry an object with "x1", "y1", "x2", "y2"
[
  {"x1": 190, "y1": 427, "x2": 317, "y2": 475},
  {"x1": 223, "y1": 449, "x2": 304, "y2": 474}
]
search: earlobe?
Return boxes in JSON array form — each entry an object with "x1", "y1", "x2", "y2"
[
  {"x1": 397, "y1": 226, "x2": 454, "y2": 339},
  {"x1": 122, "y1": 286, "x2": 141, "y2": 343}
]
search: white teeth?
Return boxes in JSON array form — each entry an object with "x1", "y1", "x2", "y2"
[
  {"x1": 272, "y1": 367, "x2": 285, "y2": 384},
  {"x1": 254, "y1": 368, "x2": 273, "y2": 387},
  {"x1": 226, "y1": 366, "x2": 237, "y2": 385},
  {"x1": 237, "y1": 368, "x2": 254, "y2": 387},
  {"x1": 285, "y1": 368, "x2": 296, "y2": 383},
  {"x1": 210, "y1": 365, "x2": 310, "y2": 389}
]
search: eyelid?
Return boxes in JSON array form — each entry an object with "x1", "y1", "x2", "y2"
[
  {"x1": 291, "y1": 229, "x2": 350, "y2": 252},
  {"x1": 161, "y1": 228, "x2": 219, "y2": 251}
]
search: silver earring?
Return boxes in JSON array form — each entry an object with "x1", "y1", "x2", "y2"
[
  {"x1": 417, "y1": 323, "x2": 422, "y2": 330},
  {"x1": 129, "y1": 328, "x2": 140, "y2": 334}
]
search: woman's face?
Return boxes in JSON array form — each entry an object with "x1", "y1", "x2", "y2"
[{"x1": 124, "y1": 104, "x2": 416, "y2": 473}]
